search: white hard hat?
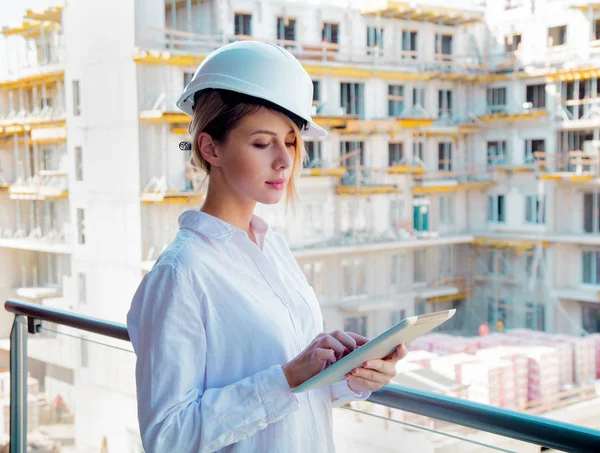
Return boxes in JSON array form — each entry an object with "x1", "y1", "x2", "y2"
[{"x1": 176, "y1": 40, "x2": 327, "y2": 138}]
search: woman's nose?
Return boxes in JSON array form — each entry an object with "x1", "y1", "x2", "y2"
[{"x1": 274, "y1": 142, "x2": 294, "y2": 169}]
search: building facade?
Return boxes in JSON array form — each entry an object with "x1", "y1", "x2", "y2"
[{"x1": 0, "y1": 0, "x2": 599, "y2": 450}]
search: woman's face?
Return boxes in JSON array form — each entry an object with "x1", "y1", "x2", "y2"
[{"x1": 216, "y1": 108, "x2": 297, "y2": 205}]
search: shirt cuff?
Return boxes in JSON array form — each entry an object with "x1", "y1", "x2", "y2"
[
  {"x1": 255, "y1": 364, "x2": 300, "y2": 423},
  {"x1": 330, "y1": 379, "x2": 371, "y2": 408}
]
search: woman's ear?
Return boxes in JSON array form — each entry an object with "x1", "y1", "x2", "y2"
[{"x1": 197, "y1": 132, "x2": 221, "y2": 168}]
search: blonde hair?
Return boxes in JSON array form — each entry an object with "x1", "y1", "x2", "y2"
[{"x1": 188, "y1": 89, "x2": 306, "y2": 211}]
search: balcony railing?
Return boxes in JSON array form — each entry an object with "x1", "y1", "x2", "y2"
[
  {"x1": 137, "y1": 28, "x2": 486, "y2": 76},
  {"x1": 4, "y1": 298, "x2": 600, "y2": 452}
]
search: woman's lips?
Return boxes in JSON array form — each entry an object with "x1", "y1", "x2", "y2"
[{"x1": 266, "y1": 179, "x2": 286, "y2": 190}]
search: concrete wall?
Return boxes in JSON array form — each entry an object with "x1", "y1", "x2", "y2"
[{"x1": 62, "y1": 0, "x2": 144, "y2": 449}]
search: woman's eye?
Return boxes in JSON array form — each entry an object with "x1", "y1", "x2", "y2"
[
  {"x1": 254, "y1": 143, "x2": 269, "y2": 149},
  {"x1": 286, "y1": 142, "x2": 295, "y2": 148}
]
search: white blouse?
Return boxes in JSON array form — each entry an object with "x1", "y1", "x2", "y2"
[{"x1": 127, "y1": 209, "x2": 369, "y2": 453}]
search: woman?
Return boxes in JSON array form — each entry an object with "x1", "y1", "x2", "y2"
[{"x1": 127, "y1": 41, "x2": 407, "y2": 453}]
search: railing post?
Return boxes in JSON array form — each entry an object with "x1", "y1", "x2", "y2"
[{"x1": 9, "y1": 315, "x2": 28, "y2": 453}]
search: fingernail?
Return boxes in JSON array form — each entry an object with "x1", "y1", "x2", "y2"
[
  {"x1": 352, "y1": 369, "x2": 358, "y2": 375},
  {"x1": 364, "y1": 361, "x2": 370, "y2": 367}
]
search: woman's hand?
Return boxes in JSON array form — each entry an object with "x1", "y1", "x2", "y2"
[
  {"x1": 345, "y1": 344, "x2": 408, "y2": 394},
  {"x1": 282, "y1": 331, "x2": 368, "y2": 390}
]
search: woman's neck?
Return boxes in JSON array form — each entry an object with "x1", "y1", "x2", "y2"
[{"x1": 200, "y1": 186, "x2": 256, "y2": 236}]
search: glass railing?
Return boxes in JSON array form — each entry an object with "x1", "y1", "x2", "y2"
[
  {"x1": 334, "y1": 403, "x2": 528, "y2": 452},
  {"x1": 5, "y1": 299, "x2": 600, "y2": 452},
  {"x1": 27, "y1": 323, "x2": 141, "y2": 452}
]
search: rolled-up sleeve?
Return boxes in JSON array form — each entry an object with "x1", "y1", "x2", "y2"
[{"x1": 127, "y1": 264, "x2": 300, "y2": 453}]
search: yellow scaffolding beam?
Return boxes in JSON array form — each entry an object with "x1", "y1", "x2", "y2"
[
  {"x1": 2, "y1": 21, "x2": 59, "y2": 38},
  {"x1": 313, "y1": 116, "x2": 355, "y2": 128},
  {"x1": 303, "y1": 64, "x2": 430, "y2": 82},
  {"x1": 413, "y1": 185, "x2": 460, "y2": 194},
  {"x1": 361, "y1": 1, "x2": 483, "y2": 26},
  {"x1": 570, "y1": 3, "x2": 600, "y2": 12},
  {"x1": 545, "y1": 67, "x2": 600, "y2": 82},
  {"x1": 133, "y1": 51, "x2": 206, "y2": 67},
  {"x1": 30, "y1": 137, "x2": 66, "y2": 145},
  {"x1": 343, "y1": 118, "x2": 435, "y2": 134},
  {"x1": 540, "y1": 173, "x2": 598, "y2": 182},
  {"x1": 170, "y1": 127, "x2": 189, "y2": 135},
  {"x1": 336, "y1": 185, "x2": 401, "y2": 195},
  {"x1": 479, "y1": 110, "x2": 548, "y2": 123},
  {"x1": 472, "y1": 237, "x2": 550, "y2": 249},
  {"x1": 305, "y1": 168, "x2": 346, "y2": 177},
  {"x1": 9, "y1": 187, "x2": 68, "y2": 200},
  {"x1": 473, "y1": 66, "x2": 600, "y2": 85},
  {"x1": 429, "y1": 291, "x2": 470, "y2": 304},
  {"x1": 387, "y1": 165, "x2": 425, "y2": 175},
  {"x1": 473, "y1": 73, "x2": 527, "y2": 83},
  {"x1": 0, "y1": 120, "x2": 66, "y2": 135},
  {"x1": 24, "y1": 6, "x2": 63, "y2": 22},
  {"x1": 0, "y1": 71, "x2": 64, "y2": 90}
]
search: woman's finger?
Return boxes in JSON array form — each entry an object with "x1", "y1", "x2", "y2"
[
  {"x1": 315, "y1": 347, "x2": 336, "y2": 363},
  {"x1": 329, "y1": 330, "x2": 357, "y2": 354},
  {"x1": 384, "y1": 344, "x2": 408, "y2": 361},
  {"x1": 319, "y1": 335, "x2": 346, "y2": 359},
  {"x1": 346, "y1": 332, "x2": 370, "y2": 347},
  {"x1": 363, "y1": 359, "x2": 397, "y2": 377},
  {"x1": 346, "y1": 367, "x2": 389, "y2": 385},
  {"x1": 345, "y1": 375, "x2": 380, "y2": 392}
]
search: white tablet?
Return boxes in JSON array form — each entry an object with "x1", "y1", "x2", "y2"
[{"x1": 292, "y1": 309, "x2": 456, "y2": 393}]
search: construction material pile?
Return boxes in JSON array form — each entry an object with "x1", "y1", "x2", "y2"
[
  {"x1": 589, "y1": 333, "x2": 600, "y2": 379},
  {"x1": 405, "y1": 329, "x2": 600, "y2": 411}
]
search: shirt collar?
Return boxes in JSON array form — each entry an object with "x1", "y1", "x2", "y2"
[{"x1": 178, "y1": 209, "x2": 270, "y2": 243}]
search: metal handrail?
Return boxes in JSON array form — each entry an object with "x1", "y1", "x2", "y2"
[
  {"x1": 5, "y1": 298, "x2": 600, "y2": 453},
  {"x1": 371, "y1": 384, "x2": 600, "y2": 453},
  {"x1": 5, "y1": 299, "x2": 128, "y2": 341}
]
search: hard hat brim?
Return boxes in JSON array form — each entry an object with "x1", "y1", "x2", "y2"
[
  {"x1": 176, "y1": 78, "x2": 328, "y2": 138},
  {"x1": 302, "y1": 121, "x2": 327, "y2": 138}
]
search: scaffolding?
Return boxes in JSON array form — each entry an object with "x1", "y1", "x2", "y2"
[
  {"x1": 413, "y1": 243, "x2": 473, "y2": 334},
  {"x1": 467, "y1": 74, "x2": 600, "y2": 335},
  {"x1": 0, "y1": 122, "x2": 68, "y2": 243},
  {"x1": 532, "y1": 71, "x2": 600, "y2": 335},
  {"x1": 467, "y1": 238, "x2": 550, "y2": 334}
]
